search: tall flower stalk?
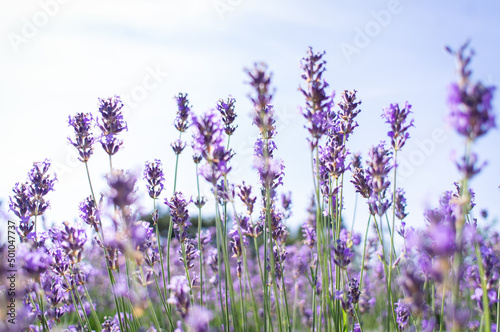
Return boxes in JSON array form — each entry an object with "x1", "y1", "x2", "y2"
[{"x1": 446, "y1": 41, "x2": 495, "y2": 332}]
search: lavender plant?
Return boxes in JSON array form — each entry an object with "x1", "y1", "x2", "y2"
[{"x1": 5, "y1": 41, "x2": 499, "y2": 332}]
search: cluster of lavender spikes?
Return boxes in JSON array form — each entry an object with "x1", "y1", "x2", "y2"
[{"x1": 3, "y1": 42, "x2": 499, "y2": 332}]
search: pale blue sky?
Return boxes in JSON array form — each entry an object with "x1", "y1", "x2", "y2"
[{"x1": 1, "y1": 0, "x2": 499, "y2": 235}]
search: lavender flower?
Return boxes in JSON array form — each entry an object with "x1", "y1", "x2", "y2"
[
  {"x1": 246, "y1": 62, "x2": 273, "y2": 112},
  {"x1": 10, "y1": 160, "x2": 56, "y2": 239},
  {"x1": 446, "y1": 42, "x2": 496, "y2": 141},
  {"x1": 96, "y1": 96, "x2": 128, "y2": 156},
  {"x1": 337, "y1": 90, "x2": 362, "y2": 142},
  {"x1": 167, "y1": 276, "x2": 190, "y2": 318},
  {"x1": 179, "y1": 240, "x2": 199, "y2": 271},
  {"x1": 228, "y1": 225, "x2": 249, "y2": 259},
  {"x1": 394, "y1": 188, "x2": 408, "y2": 220},
  {"x1": 79, "y1": 196, "x2": 100, "y2": 232},
  {"x1": 253, "y1": 139, "x2": 285, "y2": 191},
  {"x1": 192, "y1": 110, "x2": 233, "y2": 180},
  {"x1": 107, "y1": 170, "x2": 136, "y2": 208},
  {"x1": 144, "y1": 159, "x2": 165, "y2": 199},
  {"x1": 174, "y1": 93, "x2": 191, "y2": 132},
  {"x1": 9, "y1": 182, "x2": 33, "y2": 236},
  {"x1": 332, "y1": 238, "x2": 353, "y2": 269},
  {"x1": 186, "y1": 306, "x2": 212, "y2": 332},
  {"x1": 19, "y1": 243, "x2": 51, "y2": 276},
  {"x1": 299, "y1": 47, "x2": 335, "y2": 149},
  {"x1": 302, "y1": 222, "x2": 316, "y2": 249},
  {"x1": 59, "y1": 222, "x2": 87, "y2": 265},
  {"x1": 394, "y1": 299, "x2": 410, "y2": 331},
  {"x1": 237, "y1": 182, "x2": 257, "y2": 215},
  {"x1": 68, "y1": 112, "x2": 95, "y2": 162},
  {"x1": 366, "y1": 143, "x2": 393, "y2": 216},
  {"x1": 165, "y1": 192, "x2": 191, "y2": 243},
  {"x1": 455, "y1": 152, "x2": 486, "y2": 179},
  {"x1": 28, "y1": 159, "x2": 57, "y2": 216},
  {"x1": 216, "y1": 96, "x2": 237, "y2": 136},
  {"x1": 366, "y1": 143, "x2": 392, "y2": 194},
  {"x1": 171, "y1": 139, "x2": 186, "y2": 155},
  {"x1": 246, "y1": 63, "x2": 275, "y2": 138},
  {"x1": 382, "y1": 102, "x2": 414, "y2": 151},
  {"x1": 351, "y1": 154, "x2": 372, "y2": 199}
]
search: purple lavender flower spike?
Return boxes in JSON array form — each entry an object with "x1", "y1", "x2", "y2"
[
  {"x1": 332, "y1": 238, "x2": 353, "y2": 269},
  {"x1": 216, "y1": 96, "x2": 237, "y2": 136},
  {"x1": 68, "y1": 112, "x2": 95, "y2": 162},
  {"x1": 366, "y1": 143, "x2": 392, "y2": 194},
  {"x1": 337, "y1": 90, "x2": 362, "y2": 142},
  {"x1": 351, "y1": 154, "x2": 372, "y2": 199},
  {"x1": 237, "y1": 181, "x2": 257, "y2": 215},
  {"x1": 19, "y1": 243, "x2": 51, "y2": 277},
  {"x1": 302, "y1": 222, "x2": 316, "y2": 249},
  {"x1": 79, "y1": 196, "x2": 100, "y2": 232},
  {"x1": 97, "y1": 96, "x2": 127, "y2": 156},
  {"x1": 165, "y1": 192, "x2": 191, "y2": 243},
  {"x1": 144, "y1": 159, "x2": 165, "y2": 199},
  {"x1": 9, "y1": 182, "x2": 33, "y2": 237},
  {"x1": 446, "y1": 42, "x2": 496, "y2": 141},
  {"x1": 174, "y1": 93, "x2": 191, "y2": 133},
  {"x1": 107, "y1": 170, "x2": 137, "y2": 208},
  {"x1": 394, "y1": 299, "x2": 410, "y2": 331},
  {"x1": 246, "y1": 62, "x2": 273, "y2": 112},
  {"x1": 299, "y1": 47, "x2": 335, "y2": 149},
  {"x1": 186, "y1": 306, "x2": 212, "y2": 332},
  {"x1": 167, "y1": 275, "x2": 191, "y2": 318},
  {"x1": 455, "y1": 152, "x2": 486, "y2": 179},
  {"x1": 171, "y1": 139, "x2": 187, "y2": 155},
  {"x1": 382, "y1": 102, "x2": 414, "y2": 151},
  {"x1": 394, "y1": 188, "x2": 408, "y2": 220},
  {"x1": 179, "y1": 240, "x2": 199, "y2": 271}
]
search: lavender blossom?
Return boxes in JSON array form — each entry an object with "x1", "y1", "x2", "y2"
[
  {"x1": 165, "y1": 192, "x2": 191, "y2": 243},
  {"x1": 167, "y1": 276, "x2": 191, "y2": 318},
  {"x1": 9, "y1": 182, "x2": 33, "y2": 237},
  {"x1": 192, "y1": 110, "x2": 233, "y2": 179},
  {"x1": 246, "y1": 63, "x2": 275, "y2": 138},
  {"x1": 332, "y1": 238, "x2": 353, "y2": 269},
  {"x1": 394, "y1": 188, "x2": 408, "y2": 220},
  {"x1": 302, "y1": 222, "x2": 316, "y2": 249},
  {"x1": 186, "y1": 306, "x2": 212, "y2": 332},
  {"x1": 96, "y1": 96, "x2": 128, "y2": 156},
  {"x1": 19, "y1": 243, "x2": 51, "y2": 276},
  {"x1": 382, "y1": 102, "x2": 414, "y2": 151},
  {"x1": 446, "y1": 42, "x2": 496, "y2": 141},
  {"x1": 179, "y1": 240, "x2": 199, "y2": 271},
  {"x1": 337, "y1": 90, "x2": 362, "y2": 142},
  {"x1": 144, "y1": 159, "x2": 165, "y2": 199},
  {"x1": 351, "y1": 154, "x2": 372, "y2": 199},
  {"x1": 107, "y1": 170, "x2": 137, "y2": 208},
  {"x1": 237, "y1": 182, "x2": 257, "y2": 215},
  {"x1": 299, "y1": 47, "x2": 335, "y2": 149},
  {"x1": 58, "y1": 222, "x2": 87, "y2": 265},
  {"x1": 455, "y1": 153, "x2": 486, "y2": 179},
  {"x1": 79, "y1": 196, "x2": 100, "y2": 232},
  {"x1": 394, "y1": 299, "x2": 410, "y2": 331},
  {"x1": 171, "y1": 139, "x2": 186, "y2": 155},
  {"x1": 68, "y1": 112, "x2": 95, "y2": 162},
  {"x1": 216, "y1": 96, "x2": 237, "y2": 136},
  {"x1": 253, "y1": 139, "x2": 285, "y2": 191},
  {"x1": 174, "y1": 93, "x2": 191, "y2": 132}
]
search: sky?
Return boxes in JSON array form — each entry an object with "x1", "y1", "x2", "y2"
[{"x1": 1, "y1": 0, "x2": 500, "y2": 237}]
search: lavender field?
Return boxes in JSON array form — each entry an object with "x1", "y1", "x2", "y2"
[{"x1": 1, "y1": 2, "x2": 500, "y2": 332}]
